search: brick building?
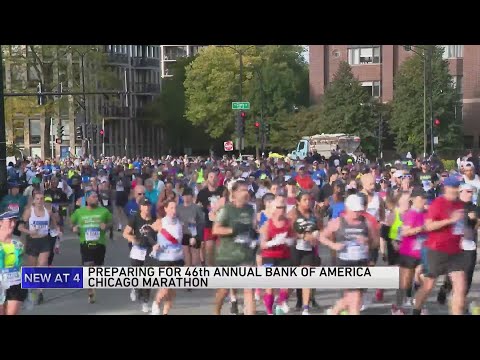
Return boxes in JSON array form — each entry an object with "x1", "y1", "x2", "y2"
[{"x1": 309, "y1": 45, "x2": 480, "y2": 148}]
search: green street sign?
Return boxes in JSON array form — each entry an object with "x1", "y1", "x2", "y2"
[{"x1": 232, "y1": 102, "x2": 250, "y2": 110}]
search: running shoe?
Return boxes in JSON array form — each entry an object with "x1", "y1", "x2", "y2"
[
  {"x1": 302, "y1": 308, "x2": 310, "y2": 315},
  {"x1": 391, "y1": 305, "x2": 405, "y2": 315},
  {"x1": 141, "y1": 303, "x2": 150, "y2": 313},
  {"x1": 402, "y1": 297, "x2": 413, "y2": 308},
  {"x1": 230, "y1": 300, "x2": 239, "y2": 315},
  {"x1": 311, "y1": 298, "x2": 320, "y2": 309},
  {"x1": 151, "y1": 301, "x2": 161, "y2": 315},
  {"x1": 130, "y1": 289, "x2": 137, "y2": 302},
  {"x1": 295, "y1": 301, "x2": 302, "y2": 312},
  {"x1": 275, "y1": 302, "x2": 290, "y2": 315}
]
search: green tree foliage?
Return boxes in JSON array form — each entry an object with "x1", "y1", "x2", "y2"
[
  {"x1": 2, "y1": 45, "x2": 118, "y2": 155},
  {"x1": 184, "y1": 45, "x2": 309, "y2": 143},
  {"x1": 141, "y1": 57, "x2": 213, "y2": 154},
  {"x1": 320, "y1": 61, "x2": 378, "y2": 155},
  {"x1": 390, "y1": 46, "x2": 462, "y2": 154}
]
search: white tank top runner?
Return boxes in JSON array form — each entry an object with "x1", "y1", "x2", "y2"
[
  {"x1": 366, "y1": 193, "x2": 380, "y2": 221},
  {"x1": 29, "y1": 206, "x2": 50, "y2": 237}
]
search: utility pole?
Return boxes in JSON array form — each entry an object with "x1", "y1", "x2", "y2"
[{"x1": 0, "y1": 46, "x2": 7, "y2": 199}]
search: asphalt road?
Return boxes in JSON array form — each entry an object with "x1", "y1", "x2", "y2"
[{"x1": 23, "y1": 230, "x2": 480, "y2": 315}]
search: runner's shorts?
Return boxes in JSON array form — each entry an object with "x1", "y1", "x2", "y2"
[
  {"x1": 337, "y1": 259, "x2": 369, "y2": 292},
  {"x1": 80, "y1": 243, "x2": 106, "y2": 266},
  {"x1": 26, "y1": 236, "x2": 51, "y2": 257},
  {"x1": 182, "y1": 234, "x2": 201, "y2": 249},
  {"x1": 291, "y1": 248, "x2": 320, "y2": 266},
  {"x1": 422, "y1": 248, "x2": 466, "y2": 278},
  {"x1": 5, "y1": 285, "x2": 28, "y2": 302},
  {"x1": 397, "y1": 254, "x2": 421, "y2": 270},
  {"x1": 203, "y1": 228, "x2": 217, "y2": 242},
  {"x1": 262, "y1": 257, "x2": 291, "y2": 267},
  {"x1": 144, "y1": 257, "x2": 184, "y2": 267}
]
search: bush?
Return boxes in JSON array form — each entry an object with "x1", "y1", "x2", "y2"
[{"x1": 442, "y1": 159, "x2": 456, "y2": 171}]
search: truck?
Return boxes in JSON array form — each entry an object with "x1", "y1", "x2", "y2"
[{"x1": 287, "y1": 133, "x2": 361, "y2": 160}]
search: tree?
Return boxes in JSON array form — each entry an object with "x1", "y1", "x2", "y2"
[
  {"x1": 320, "y1": 61, "x2": 378, "y2": 155},
  {"x1": 390, "y1": 45, "x2": 462, "y2": 155},
  {"x1": 184, "y1": 45, "x2": 309, "y2": 145},
  {"x1": 141, "y1": 57, "x2": 213, "y2": 154},
  {"x1": 2, "y1": 45, "x2": 118, "y2": 156}
]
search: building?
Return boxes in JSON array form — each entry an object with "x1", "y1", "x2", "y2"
[
  {"x1": 309, "y1": 45, "x2": 480, "y2": 147},
  {"x1": 100, "y1": 45, "x2": 162, "y2": 157},
  {"x1": 160, "y1": 45, "x2": 204, "y2": 78},
  {"x1": 3, "y1": 45, "x2": 164, "y2": 159}
]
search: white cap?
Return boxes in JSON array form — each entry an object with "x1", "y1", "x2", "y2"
[
  {"x1": 345, "y1": 194, "x2": 364, "y2": 212},
  {"x1": 464, "y1": 161, "x2": 475, "y2": 168},
  {"x1": 460, "y1": 183, "x2": 475, "y2": 192},
  {"x1": 394, "y1": 170, "x2": 404, "y2": 178}
]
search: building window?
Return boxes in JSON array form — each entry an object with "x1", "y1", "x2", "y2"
[
  {"x1": 464, "y1": 136, "x2": 474, "y2": 149},
  {"x1": 440, "y1": 45, "x2": 463, "y2": 59},
  {"x1": 31, "y1": 147, "x2": 41, "y2": 159},
  {"x1": 62, "y1": 121, "x2": 70, "y2": 141},
  {"x1": 348, "y1": 46, "x2": 381, "y2": 65},
  {"x1": 29, "y1": 119, "x2": 41, "y2": 144},
  {"x1": 361, "y1": 81, "x2": 381, "y2": 97},
  {"x1": 13, "y1": 119, "x2": 24, "y2": 144},
  {"x1": 452, "y1": 75, "x2": 463, "y2": 94}
]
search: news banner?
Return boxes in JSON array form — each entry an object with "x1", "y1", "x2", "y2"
[{"x1": 19, "y1": 267, "x2": 400, "y2": 289}]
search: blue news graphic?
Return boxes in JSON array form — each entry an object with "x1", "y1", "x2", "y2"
[{"x1": 22, "y1": 267, "x2": 83, "y2": 289}]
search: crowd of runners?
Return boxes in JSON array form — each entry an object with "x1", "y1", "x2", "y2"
[{"x1": 1, "y1": 149, "x2": 479, "y2": 315}]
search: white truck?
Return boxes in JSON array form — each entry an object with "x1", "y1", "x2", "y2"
[{"x1": 288, "y1": 133, "x2": 361, "y2": 160}]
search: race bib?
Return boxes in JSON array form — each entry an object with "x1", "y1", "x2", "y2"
[
  {"x1": 314, "y1": 179, "x2": 321, "y2": 186},
  {"x1": 116, "y1": 183, "x2": 124, "y2": 191},
  {"x1": 130, "y1": 246, "x2": 147, "y2": 261},
  {"x1": 7, "y1": 203, "x2": 19, "y2": 213},
  {"x1": 102, "y1": 199, "x2": 109, "y2": 206},
  {"x1": 85, "y1": 227, "x2": 101, "y2": 241},
  {"x1": 452, "y1": 219, "x2": 464, "y2": 236},
  {"x1": 461, "y1": 239, "x2": 476, "y2": 251},
  {"x1": 413, "y1": 235, "x2": 427, "y2": 251},
  {"x1": 1, "y1": 268, "x2": 21, "y2": 288},
  {"x1": 346, "y1": 243, "x2": 363, "y2": 260},
  {"x1": 188, "y1": 223, "x2": 197, "y2": 237},
  {"x1": 234, "y1": 233, "x2": 251, "y2": 244},
  {"x1": 49, "y1": 229, "x2": 59, "y2": 238},
  {"x1": 296, "y1": 239, "x2": 312, "y2": 251},
  {"x1": 422, "y1": 180, "x2": 430, "y2": 191}
]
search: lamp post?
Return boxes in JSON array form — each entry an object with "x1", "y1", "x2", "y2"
[
  {"x1": 68, "y1": 46, "x2": 98, "y2": 156},
  {"x1": 403, "y1": 45, "x2": 433, "y2": 157}
]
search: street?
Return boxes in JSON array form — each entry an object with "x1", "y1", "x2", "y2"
[{"x1": 24, "y1": 230, "x2": 480, "y2": 315}]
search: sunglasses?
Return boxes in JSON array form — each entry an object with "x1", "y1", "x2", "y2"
[{"x1": 342, "y1": 172, "x2": 348, "y2": 175}]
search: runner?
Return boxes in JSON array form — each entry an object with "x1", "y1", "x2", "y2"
[
  {"x1": 196, "y1": 171, "x2": 223, "y2": 266},
  {"x1": 391, "y1": 188, "x2": 428, "y2": 315},
  {"x1": 320, "y1": 194, "x2": 378, "y2": 315},
  {"x1": 288, "y1": 191, "x2": 321, "y2": 315},
  {"x1": 123, "y1": 198, "x2": 157, "y2": 312},
  {"x1": 437, "y1": 183, "x2": 479, "y2": 312},
  {"x1": 18, "y1": 192, "x2": 61, "y2": 305},
  {"x1": 70, "y1": 191, "x2": 113, "y2": 304},
  {"x1": 259, "y1": 195, "x2": 294, "y2": 315},
  {"x1": 0, "y1": 181, "x2": 27, "y2": 240},
  {"x1": 0, "y1": 211, "x2": 27, "y2": 315},
  {"x1": 412, "y1": 177, "x2": 465, "y2": 315},
  {"x1": 145, "y1": 200, "x2": 184, "y2": 315},
  {"x1": 177, "y1": 187, "x2": 205, "y2": 269},
  {"x1": 212, "y1": 180, "x2": 256, "y2": 315}
]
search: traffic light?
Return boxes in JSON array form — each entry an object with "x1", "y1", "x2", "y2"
[
  {"x1": 100, "y1": 129, "x2": 105, "y2": 137},
  {"x1": 90, "y1": 124, "x2": 98, "y2": 138},
  {"x1": 236, "y1": 111, "x2": 247, "y2": 137},
  {"x1": 434, "y1": 119, "x2": 441, "y2": 127},
  {"x1": 57, "y1": 125, "x2": 65, "y2": 139},
  {"x1": 75, "y1": 125, "x2": 84, "y2": 140},
  {"x1": 254, "y1": 121, "x2": 260, "y2": 128},
  {"x1": 37, "y1": 82, "x2": 46, "y2": 106},
  {"x1": 264, "y1": 122, "x2": 270, "y2": 139}
]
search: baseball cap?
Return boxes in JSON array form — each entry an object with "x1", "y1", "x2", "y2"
[
  {"x1": 44, "y1": 196, "x2": 53, "y2": 203},
  {"x1": 443, "y1": 176, "x2": 461, "y2": 188},
  {"x1": 140, "y1": 198, "x2": 152, "y2": 206},
  {"x1": 460, "y1": 183, "x2": 475, "y2": 192},
  {"x1": 31, "y1": 177, "x2": 41, "y2": 185},
  {"x1": 0, "y1": 211, "x2": 19, "y2": 220},
  {"x1": 345, "y1": 194, "x2": 364, "y2": 212}
]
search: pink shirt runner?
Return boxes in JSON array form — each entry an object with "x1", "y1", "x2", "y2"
[{"x1": 399, "y1": 209, "x2": 427, "y2": 259}]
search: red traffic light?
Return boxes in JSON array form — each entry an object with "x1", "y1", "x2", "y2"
[
  {"x1": 240, "y1": 111, "x2": 246, "y2": 118},
  {"x1": 100, "y1": 129, "x2": 105, "y2": 136},
  {"x1": 255, "y1": 122, "x2": 260, "y2": 128},
  {"x1": 434, "y1": 119, "x2": 440, "y2": 126}
]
